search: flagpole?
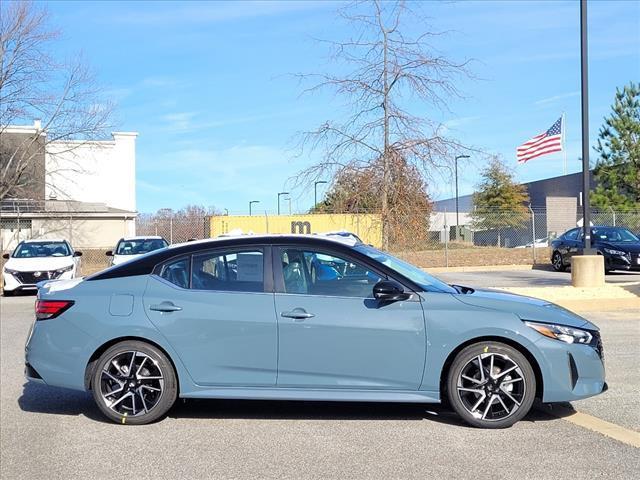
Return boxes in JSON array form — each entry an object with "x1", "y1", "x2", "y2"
[{"x1": 562, "y1": 111, "x2": 567, "y2": 175}]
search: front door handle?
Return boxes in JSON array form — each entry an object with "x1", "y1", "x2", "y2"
[
  {"x1": 281, "y1": 308, "x2": 315, "y2": 320},
  {"x1": 150, "y1": 301, "x2": 182, "y2": 312}
]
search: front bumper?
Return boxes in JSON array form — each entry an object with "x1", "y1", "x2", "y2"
[
  {"x1": 606, "y1": 253, "x2": 640, "y2": 271},
  {"x1": 535, "y1": 334, "x2": 606, "y2": 403},
  {"x1": 3, "y1": 270, "x2": 75, "y2": 292}
]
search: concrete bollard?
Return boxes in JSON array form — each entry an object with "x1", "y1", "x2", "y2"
[{"x1": 571, "y1": 255, "x2": 605, "y2": 287}]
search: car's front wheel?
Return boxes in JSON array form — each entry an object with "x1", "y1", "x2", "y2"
[
  {"x1": 447, "y1": 341, "x2": 536, "y2": 429},
  {"x1": 551, "y1": 251, "x2": 566, "y2": 272},
  {"x1": 91, "y1": 340, "x2": 177, "y2": 425}
]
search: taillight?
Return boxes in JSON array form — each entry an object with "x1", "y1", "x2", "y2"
[{"x1": 35, "y1": 300, "x2": 75, "y2": 320}]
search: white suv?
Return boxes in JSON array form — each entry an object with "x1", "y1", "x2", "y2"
[
  {"x1": 106, "y1": 236, "x2": 168, "y2": 266},
  {"x1": 2, "y1": 239, "x2": 82, "y2": 295}
]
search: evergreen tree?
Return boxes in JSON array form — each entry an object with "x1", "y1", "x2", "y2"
[
  {"x1": 591, "y1": 82, "x2": 640, "y2": 212},
  {"x1": 471, "y1": 157, "x2": 530, "y2": 246}
]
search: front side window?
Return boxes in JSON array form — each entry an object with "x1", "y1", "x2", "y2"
[
  {"x1": 191, "y1": 249, "x2": 264, "y2": 292},
  {"x1": 160, "y1": 257, "x2": 189, "y2": 289},
  {"x1": 116, "y1": 238, "x2": 168, "y2": 255},
  {"x1": 280, "y1": 248, "x2": 382, "y2": 297},
  {"x1": 13, "y1": 241, "x2": 71, "y2": 258}
]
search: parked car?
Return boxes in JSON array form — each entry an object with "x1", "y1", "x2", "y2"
[
  {"x1": 513, "y1": 237, "x2": 549, "y2": 249},
  {"x1": 2, "y1": 239, "x2": 82, "y2": 295},
  {"x1": 106, "y1": 236, "x2": 168, "y2": 266},
  {"x1": 550, "y1": 226, "x2": 640, "y2": 273},
  {"x1": 27, "y1": 234, "x2": 605, "y2": 428}
]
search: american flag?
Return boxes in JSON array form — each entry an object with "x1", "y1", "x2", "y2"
[{"x1": 516, "y1": 117, "x2": 563, "y2": 163}]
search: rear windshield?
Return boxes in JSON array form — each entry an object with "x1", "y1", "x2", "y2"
[
  {"x1": 116, "y1": 238, "x2": 168, "y2": 255},
  {"x1": 13, "y1": 241, "x2": 71, "y2": 258}
]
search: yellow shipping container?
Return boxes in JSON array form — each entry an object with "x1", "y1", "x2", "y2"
[{"x1": 210, "y1": 213, "x2": 382, "y2": 248}]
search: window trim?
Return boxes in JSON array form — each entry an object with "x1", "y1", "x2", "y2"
[{"x1": 273, "y1": 244, "x2": 416, "y2": 299}]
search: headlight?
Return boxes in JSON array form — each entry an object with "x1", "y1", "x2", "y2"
[
  {"x1": 3, "y1": 267, "x2": 18, "y2": 275},
  {"x1": 603, "y1": 248, "x2": 627, "y2": 256},
  {"x1": 524, "y1": 321, "x2": 593, "y2": 345},
  {"x1": 55, "y1": 265, "x2": 74, "y2": 274}
]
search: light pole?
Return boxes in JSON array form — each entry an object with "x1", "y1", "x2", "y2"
[
  {"x1": 224, "y1": 208, "x2": 229, "y2": 216},
  {"x1": 580, "y1": 0, "x2": 592, "y2": 253},
  {"x1": 314, "y1": 180, "x2": 327, "y2": 209},
  {"x1": 277, "y1": 192, "x2": 289, "y2": 215},
  {"x1": 454, "y1": 155, "x2": 470, "y2": 240},
  {"x1": 249, "y1": 200, "x2": 260, "y2": 216}
]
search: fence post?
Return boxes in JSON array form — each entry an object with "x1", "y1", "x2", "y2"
[
  {"x1": 608, "y1": 206, "x2": 616, "y2": 226},
  {"x1": 16, "y1": 205, "x2": 21, "y2": 244},
  {"x1": 444, "y1": 209, "x2": 449, "y2": 268},
  {"x1": 528, "y1": 205, "x2": 536, "y2": 264},
  {"x1": 169, "y1": 217, "x2": 173, "y2": 244}
]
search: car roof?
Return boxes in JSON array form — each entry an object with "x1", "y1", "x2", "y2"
[
  {"x1": 119, "y1": 236, "x2": 166, "y2": 241},
  {"x1": 22, "y1": 238, "x2": 68, "y2": 243},
  {"x1": 171, "y1": 233, "x2": 359, "y2": 249}
]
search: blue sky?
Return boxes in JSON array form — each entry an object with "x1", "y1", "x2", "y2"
[{"x1": 44, "y1": 0, "x2": 639, "y2": 214}]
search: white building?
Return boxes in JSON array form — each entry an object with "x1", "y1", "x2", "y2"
[{"x1": 1, "y1": 121, "x2": 139, "y2": 251}]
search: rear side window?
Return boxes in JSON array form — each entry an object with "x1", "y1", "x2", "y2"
[
  {"x1": 191, "y1": 249, "x2": 264, "y2": 293},
  {"x1": 160, "y1": 258, "x2": 189, "y2": 289},
  {"x1": 564, "y1": 229, "x2": 579, "y2": 241}
]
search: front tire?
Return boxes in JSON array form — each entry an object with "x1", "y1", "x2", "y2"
[
  {"x1": 447, "y1": 341, "x2": 536, "y2": 429},
  {"x1": 552, "y1": 252, "x2": 566, "y2": 272},
  {"x1": 91, "y1": 340, "x2": 177, "y2": 425}
]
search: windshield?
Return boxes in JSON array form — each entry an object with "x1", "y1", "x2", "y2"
[
  {"x1": 13, "y1": 241, "x2": 71, "y2": 258},
  {"x1": 592, "y1": 227, "x2": 639, "y2": 243},
  {"x1": 354, "y1": 245, "x2": 456, "y2": 293},
  {"x1": 116, "y1": 238, "x2": 168, "y2": 255}
]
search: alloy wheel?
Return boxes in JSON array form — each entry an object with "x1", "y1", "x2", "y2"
[
  {"x1": 552, "y1": 252, "x2": 563, "y2": 270},
  {"x1": 100, "y1": 350, "x2": 164, "y2": 417},
  {"x1": 456, "y1": 352, "x2": 526, "y2": 422}
]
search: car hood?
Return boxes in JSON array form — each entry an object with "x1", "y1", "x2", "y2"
[
  {"x1": 452, "y1": 288, "x2": 595, "y2": 329},
  {"x1": 597, "y1": 241, "x2": 640, "y2": 253},
  {"x1": 4, "y1": 256, "x2": 75, "y2": 272}
]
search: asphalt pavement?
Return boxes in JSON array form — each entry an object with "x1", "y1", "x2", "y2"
[
  {"x1": 1, "y1": 294, "x2": 638, "y2": 479},
  {"x1": 435, "y1": 267, "x2": 640, "y2": 288}
]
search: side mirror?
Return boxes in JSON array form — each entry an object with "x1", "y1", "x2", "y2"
[
  {"x1": 373, "y1": 280, "x2": 411, "y2": 302},
  {"x1": 105, "y1": 250, "x2": 113, "y2": 257},
  {"x1": 2, "y1": 253, "x2": 9, "y2": 259},
  {"x1": 73, "y1": 251, "x2": 83, "y2": 257}
]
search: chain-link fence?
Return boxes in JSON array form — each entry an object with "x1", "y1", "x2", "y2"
[{"x1": 2, "y1": 207, "x2": 639, "y2": 275}]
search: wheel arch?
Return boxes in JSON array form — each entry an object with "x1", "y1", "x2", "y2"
[
  {"x1": 438, "y1": 336, "x2": 544, "y2": 404},
  {"x1": 84, "y1": 336, "x2": 180, "y2": 392}
]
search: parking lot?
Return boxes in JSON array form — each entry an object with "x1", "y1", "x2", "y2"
[
  {"x1": 1, "y1": 289, "x2": 639, "y2": 479},
  {"x1": 436, "y1": 266, "x2": 640, "y2": 288}
]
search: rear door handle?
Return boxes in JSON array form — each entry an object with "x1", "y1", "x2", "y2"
[
  {"x1": 281, "y1": 308, "x2": 314, "y2": 320},
  {"x1": 150, "y1": 302, "x2": 182, "y2": 312}
]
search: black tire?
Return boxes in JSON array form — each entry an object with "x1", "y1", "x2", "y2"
[
  {"x1": 446, "y1": 341, "x2": 536, "y2": 429},
  {"x1": 551, "y1": 251, "x2": 566, "y2": 272},
  {"x1": 91, "y1": 340, "x2": 177, "y2": 425}
]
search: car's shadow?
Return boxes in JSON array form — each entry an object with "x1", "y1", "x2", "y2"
[{"x1": 18, "y1": 382, "x2": 574, "y2": 427}]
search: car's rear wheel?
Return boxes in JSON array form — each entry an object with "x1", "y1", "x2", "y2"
[
  {"x1": 447, "y1": 342, "x2": 536, "y2": 429},
  {"x1": 552, "y1": 252, "x2": 566, "y2": 272},
  {"x1": 91, "y1": 340, "x2": 177, "y2": 425}
]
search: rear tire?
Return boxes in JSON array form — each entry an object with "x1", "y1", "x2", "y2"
[
  {"x1": 447, "y1": 341, "x2": 536, "y2": 429},
  {"x1": 551, "y1": 252, "x2": 566, "y2": 272},
  {"x1": 91, "y1": 340, "x2": 177, "y2": 425}
]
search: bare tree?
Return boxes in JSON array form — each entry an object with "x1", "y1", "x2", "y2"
[
  {"x1": 294, "y1": 0, "x2": 471, "y2": 247},
  {"x1": 0, "y1": 1, "x2": 113, "y2": 201}
]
